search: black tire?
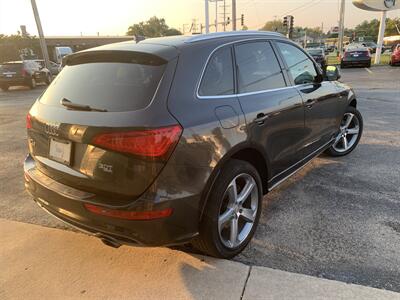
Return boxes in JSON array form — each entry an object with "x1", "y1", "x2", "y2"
[
  {"x1": 29, "y1": 77, "x2": 36, "y2": 89},
  {"x1": 326, "y1": 106, "x2": 363, "y2": 157},
  {"x1": 0, "y1": 85, "x2": 9, "y2": 91},
  {"x1": 366, "y1": 62, "x2": 371, "y2": 68},
  {"x1": 340, "y1": 63, "x2": 346, "y2": 69},
  {"x1": 192, "y1": 159, "x2": 263, "y2": 258},
  {"x1": 45, "y1": 73, "x2": 52, "y2": 85}
]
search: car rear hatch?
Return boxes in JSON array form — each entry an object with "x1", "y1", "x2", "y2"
[
  {"x1": 345, "y1": 50, "x2": 370, "y2": 60},
  {"x1": 27, "y1": 47, "x2": 181, "y2": 207},
  {"x1": 0, "y1": 63, "x2": 23, "y2": 80}
]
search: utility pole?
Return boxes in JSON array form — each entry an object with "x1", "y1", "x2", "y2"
[
  {"x1": 205, "y1": 0, "x2": 210, "y2": 33},
  {"x1": 209, "y1": 0, "x2": 223, "y2": 32},
  {"x1": 375, "y1": 10, "x2": 387, "y2": 64},
  {"x1": 320, "y1": 22, "x2": 324, "y2": 44},
  {"x1": 31, "y1": 0, "x2": 50, "y2": 69},
  {"x1": 304, "y1": 30, "x2": 307, "y2": 48},
  {"x1": 232, "y1": 0, "x2": 236, "y2": 31},
  {"x1": 223, "y1": 0, "x2": 226, "y2": 31},
  {"x1": 338, "y1": 0, "x2": 346, "y2": 57},
  {"x1": 215, "y1": 0, "x2": 218, "y2": 31}
]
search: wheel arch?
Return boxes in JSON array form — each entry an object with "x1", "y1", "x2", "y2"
[{"x1": 198, "y1": 143, "x2": 271, "y2": 221}]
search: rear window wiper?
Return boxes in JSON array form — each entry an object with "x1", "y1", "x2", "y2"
[{"x1": 60, "y1": 98, "x2": 108, "y2": 112}]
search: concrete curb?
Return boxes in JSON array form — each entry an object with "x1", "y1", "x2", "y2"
[{"x1": 1, "y1": 219, "x2": 399, "y2": 300}]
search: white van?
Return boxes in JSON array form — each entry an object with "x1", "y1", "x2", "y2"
[{"x1": 54, "y1": 47, "x2": 73, "y2": 64}]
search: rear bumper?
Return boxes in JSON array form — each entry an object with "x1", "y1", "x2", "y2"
[
  {"x1": 24, "y1": 154, "x2": 202, "y2": 246},
  {"x1": 0, "y1": 77, "x2": 29, "y2": 86},
  {"x1": 341, "y1": 58, "x2": 371, "y2": 66}
]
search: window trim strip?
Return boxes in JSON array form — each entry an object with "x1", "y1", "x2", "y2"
[{"x1": 195, "y1": 37, "x2": 289, "y2": 100}]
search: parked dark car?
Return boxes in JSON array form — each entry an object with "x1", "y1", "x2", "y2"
[
  {"x1": 361, "y1": 41, "x2": 377, "y2": 54},
  {"x1": 306, "y1": 48, "x2": 326, "y2": 69},
  {"x1": 35, "y1": 59, "x2": 61, "y2": 75},
  {"x1": 326, "y1": 45, "x2": 336, "y2": 53},
  {"x1": 24, "y1": 31, "x2": 363, "y2": 258},
  {"x1": 341, "y1": 47, "x2": 371, "y2": 68},
  {"x1": 0, "y1": 60, "x2": 52, "y2": 91},
  {"x1": 390, "y1": 44, "x2": 400, "y2": 66}
]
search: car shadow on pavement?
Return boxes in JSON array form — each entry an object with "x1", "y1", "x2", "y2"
[{"x1": 233, "y1": 142, "x2": 400, "y2": 292}]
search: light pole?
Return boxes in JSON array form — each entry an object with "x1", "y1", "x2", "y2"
[
  {"x1": 205, "y1": 0, "x2": 210, "y2": 33},
  {"x1": 209, "y1": 0, "x2": 223, "y2": 32},
  {"x1": 31, "y1": 0, "x2": 51, "y2": 69},
  {"x1": 215, "y1": 0, "x2": 218, "y2": 31},
  {"x1": 352, "y1": 0, "x2": 400, "y2": 64},
  {"x1": 232, "y1": 0, "x2": 236, "y2": 31},
  {"x1": 375, "y1": 10, "x2": 387, "y2": 64},
  {"x1": 338, "y1": 0, "x2": 346, "y2": 56}
]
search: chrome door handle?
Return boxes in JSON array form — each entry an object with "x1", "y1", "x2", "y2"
[
  {"x1": 254, "y1": 113, "x2": 269, "y2": 125},
  {"x1": 305, "y1": 99, "x2": 316, "y2": 108}
]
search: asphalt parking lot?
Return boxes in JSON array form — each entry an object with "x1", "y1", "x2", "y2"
[{"x1": 1, "y1": 66, "x2": 399, "y2": 292}]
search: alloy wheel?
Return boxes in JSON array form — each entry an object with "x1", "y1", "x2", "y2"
[
  {"x1": 332, "y1": 112, "x2": 360, "y2": 153},
  {"x1": 218, "y1": 173, "x2": 258, "y2": 249}
]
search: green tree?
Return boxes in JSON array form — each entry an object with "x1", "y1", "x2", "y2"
[
  {"x1": 260, "y1": 20, "x2": 286, "y2": 34},
  {"x1": 0, "y1": 34, "x2": 41, "y2": 62},
  {"x1": 292, "y1": 26, "x2": 324, "y2": 40},
  {"x1": 354, "y1": 18, "x2": 399, "y2": 40},
  {"x1": 386, "y1": 18, "x2": 400, "y2": 36},
  {"x1": 127, "y1": 16, "x2": 182, "y2": 37}
]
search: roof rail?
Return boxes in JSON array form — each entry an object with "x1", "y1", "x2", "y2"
[{"x1": 186, "y1": 31, "x2": 285, "y2": 43}]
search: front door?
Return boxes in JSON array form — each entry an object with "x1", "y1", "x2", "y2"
[
  {"x1": 275, "y1": 41, "x2": 339, "y2": 156},
  {"x1": 234, "y1": 41, "x2": 306, "y2": 178}
]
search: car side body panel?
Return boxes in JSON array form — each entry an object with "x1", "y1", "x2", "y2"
[{"x1": 23, "y1": 32, "x2": 355, "y2": 248}]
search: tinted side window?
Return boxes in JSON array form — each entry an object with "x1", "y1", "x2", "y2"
[
  {"x1": 277, "y1": 42, "x2": 317, "y2": 85},
  {"x1": 235, "y1": 42, "x2": 286, "y2": 93},
  {"x1": 199, "y1": 47, "x2": 234, "y2": 96}
]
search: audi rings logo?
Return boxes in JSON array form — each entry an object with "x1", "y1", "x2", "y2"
[
  {"x1": 44, "y1": 123, "x2": 60, "y2": 136},
  {"x1": 384, "y1": 0, "x2": 396, "y2": 8}
]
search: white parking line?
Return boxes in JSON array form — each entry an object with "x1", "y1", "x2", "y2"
[{"x1": 365, "y1": 67, "x2": 373, "y2": 74}]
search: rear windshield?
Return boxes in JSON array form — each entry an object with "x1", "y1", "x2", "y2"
[
  {"x1": 40, "y1": 52, "x2": 166, "y2": 112},
  {"x1": 0, "y1": 63, "x2": 22, "y2": 72},
  {"x1": 348, "y1": 50, "x2": 369, "y2": 56},
  {"x1": 307, "y1": 49, "x2": 323, "y2": 56}
]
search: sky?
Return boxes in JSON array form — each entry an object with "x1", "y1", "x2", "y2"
[{"x1": 0, "y1": 0, "x2": 399, "y2": 36}]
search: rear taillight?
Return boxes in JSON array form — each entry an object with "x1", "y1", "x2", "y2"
[
  {"x1": 26, "y1": 114, "x2": 32, "y2": 129},
  {"x1": 92, "y1": 125, "x2": 182, "y2": 159},
  {"x1": 84, "y1": 203, "x2": 173, "y2": 220},
  {"x1": 21, "y1": 68, "x2": 28, "y2": 77}
]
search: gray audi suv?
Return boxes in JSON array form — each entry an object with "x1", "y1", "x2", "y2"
[{"x1": 24, "y1": 31, "x2": 363, "y2": 258}]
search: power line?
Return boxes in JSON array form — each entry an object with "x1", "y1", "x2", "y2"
[{"x1": 279, "y1": 0, "x2": 320, "y2": 17}]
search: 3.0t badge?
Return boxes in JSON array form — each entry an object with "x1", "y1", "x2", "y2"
[{"x1": 44, "y1": 123, "x2": 60, "y2": 136}]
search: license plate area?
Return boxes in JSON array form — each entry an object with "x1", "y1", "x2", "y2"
[{"x1": 49, "y1": 138, "x2": 72, "y2": 165}]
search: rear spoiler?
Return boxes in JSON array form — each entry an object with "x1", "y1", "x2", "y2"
[{"x1": 62, "y1": 50, "x2": 167, "y2": 67}]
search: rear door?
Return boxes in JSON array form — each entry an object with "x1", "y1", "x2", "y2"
[
  {"x1": 27, "y1": 49, "x2": 180, "y2": 206},
  {"x1": 234, "y1": 41, "x2": 306, "y2": 177},
  {"x1": 275, "y1": 41, "x2": 339, "y2": 156}
]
